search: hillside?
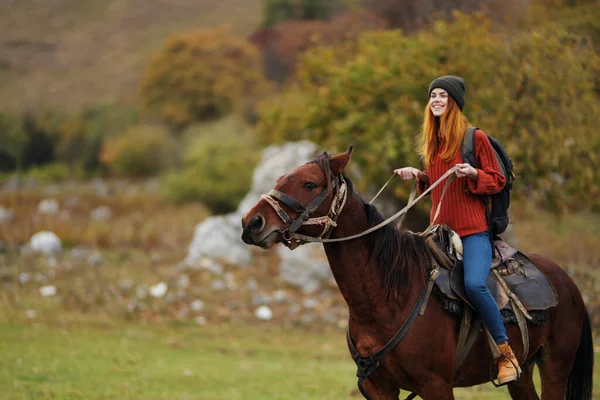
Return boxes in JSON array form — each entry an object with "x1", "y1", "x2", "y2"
[{"x1": 0, "y1": 0, "x2": 262, "y2": 111}]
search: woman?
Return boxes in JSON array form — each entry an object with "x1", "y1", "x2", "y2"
[{"x1": 394, "y1": 75, "x2": 520, "y2": 385}]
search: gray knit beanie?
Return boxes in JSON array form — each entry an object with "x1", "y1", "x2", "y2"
[{"x1": 428, "y1": 75, "x2": 466, "y2": 111}]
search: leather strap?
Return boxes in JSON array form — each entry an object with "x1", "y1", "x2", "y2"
[
  {"x1": 454, "y1": 308, "x2": 481, "y2": 374},
  {"x1": 268, "y1": 189, "x2": 306, "y2": 213},
  {"x1": 348, "y1": 269, "x2": 440, "y2": 400}
]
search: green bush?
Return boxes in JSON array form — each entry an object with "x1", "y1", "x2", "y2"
[
  {"x1": 26, "y1": 163, "x2": 70, "y2": 183},
  {"x1": 256, "y1": 12, "x2": 600, "y2": 211},
  {"x1": 162, "y1": 118, "x2": 260, "y2": 213},
  {"x1": 29, "y1": 104, "x2": 139, "y2": 175},
  {"x1": 139, "y1": 26, "x2": 269, "y2": 130},
  {"x1": 100, "y1": 125, "x2": 173, "y2": 177}
]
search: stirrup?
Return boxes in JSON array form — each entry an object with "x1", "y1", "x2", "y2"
[{"x1": 489, "y1": 354, "x2": 521, "y2": 387}]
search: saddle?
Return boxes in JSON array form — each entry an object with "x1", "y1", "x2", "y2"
[
  {"x1": 424, "y1": 225, "x2": 558, "y2": 317},
  {"x1": 423, "y1": 225, "x2": 559, "y2": 369}
]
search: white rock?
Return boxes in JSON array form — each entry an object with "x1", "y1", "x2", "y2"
[
  {"x1": 199, "y1": 257, "x2": 224, "y2": 275},
  {"x1": 185, "y1": 215, "x2": 251, "y2": 267},
  {"x1": 190, "y1": 299, "x2": 205, "y2": 311},
  {"x1": 149, "y1": 282, "x2": 168, "y2": 298},
  {"x1": 87, "y1": 252, "x2": 103, "y2": 266},
  {"x1": 236, "y1": 141, "x2": 319, "y2": 215},
  {"x1": 90, "y1": 206, "x2": 112, "y2": 221},
  {"x1": 277, "y1": 243, "x2": 331, "y2": 291},
  {"x1": 92, "y1": 179, "x2": 109, "y2": 197},
  {"x1": 136, "y1": 285, "x2": 148, "y2": 299},
  {"x1": 18, "y1": 272, "x2": 31, "y2": 284},
  {"x1": 246, "y1": 279, "x2": 259, "y2": 292},
  {"x1": 224, "y1": 272, "x2": 237, "y2": 290},
  {"x1": 272, "y1": 290, "x2": 289, "y2": 303},
  {"x1": 175, "y1": 274, "x2": 190, "y2": 288},
  {"x1": 303, "y1": 298, "x2": 319, "y2": 309},
  {"x1": 254, "y1": 305, "x2": 273, "y2": 321},
  {"x1": 70, "y1": 247, "x2": 87, "y2": 260},
  {"x1": 0, "y1": 207, "x2": 14, "y2": 223},
  {"x1": 59, "y1": 210, "x2": 71, "y2": 221},
  {"x1": 185, "y1": 141, "x2": 320, "y2": 271},
  {"x1": 119, "y1": 279, "x2": 134, "y2": 291},
  {"x1": 30, "y1": 231, "x2": 62, "y2": 256},
  {"x1": 127, "y1": 301, "x2": 137, "y2": 313},
  {"x1": 38, "y1": 199, "x2": 59, "y2": 214},
  {"x1": 25, "y1": 310, "x2": 37, "y2": 319},
  {"x1": 195, "y1": 316, "x2": 207, "y2": 325},
  {"x1": 211, "y1": 280, "x2": 226, "y2": 291},
  {"x1": 39, "y1": 285, "x2": 57, "y2": 297},
  {"x1": 64, "y1": 197, "x2": 81, "y2": 208}
]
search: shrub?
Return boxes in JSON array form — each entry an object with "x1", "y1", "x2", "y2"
[
  {"x1": 0, "y1": 112, "x2": 26, "y2": 171},
  {"x1": 139, "y1": 26, "x2": 269, "y2": 130},
  {"x1": 100, "y1": 125, "x2": 172, "y2": 177},
  {"x1": 26, "y1": 163, "x2": 70, "y2": 183},
  {"x1": 26, "y1": 104, "x2": 140, "y2": 175},
  {"x1": 162, "y1": 118, "x2": 260, "y2": 213}
]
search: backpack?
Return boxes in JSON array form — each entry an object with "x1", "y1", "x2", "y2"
[{"x1": 462, "y1": 127, "x2": 515, "y2": 237}]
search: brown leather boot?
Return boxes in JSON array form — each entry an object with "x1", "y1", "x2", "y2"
[{"x1": 496, "y1": 342, "x2": 521, "y2": 385}]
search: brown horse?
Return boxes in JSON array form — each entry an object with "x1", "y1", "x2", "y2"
[{"x1": 241, "y1": 148, "x2": 593, "y2": 400}]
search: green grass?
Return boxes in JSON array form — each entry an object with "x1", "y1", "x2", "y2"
[{"x1": 1, "y1": 320, "x2": 597, "y2": 399}]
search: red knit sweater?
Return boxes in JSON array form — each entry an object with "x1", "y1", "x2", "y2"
[{"x1": 418, "y1": 129, "x2": 506, "y2": 237}]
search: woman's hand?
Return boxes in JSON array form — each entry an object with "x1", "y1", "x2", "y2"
[
  {"x1": 455, "y1": 163, "x2": 478, "y2": 180},
  {"x1": 394, "y1": 167, "x2": 426, "y2": 182}
]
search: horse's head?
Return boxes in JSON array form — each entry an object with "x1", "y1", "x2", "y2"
[{"x1": 241, "y1": 147, "x2": 353, "y2": 250}]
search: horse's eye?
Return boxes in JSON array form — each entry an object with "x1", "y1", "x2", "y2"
[{"x1": 304, "y1": 182, "x2": 317, "y2": 190}]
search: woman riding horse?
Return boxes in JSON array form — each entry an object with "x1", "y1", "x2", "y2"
[{"x1": 394, "y1": 75, "x2": 519, "y2": 384}]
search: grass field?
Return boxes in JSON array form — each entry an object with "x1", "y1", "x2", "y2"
[
  {"x1": 1, "y1": 182, "x2": 599, "y2": 399},
  {"x1": 1, "y1": 318, "x2": 598, "y2": 400}
]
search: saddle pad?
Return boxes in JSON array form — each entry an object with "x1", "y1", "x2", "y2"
[{"x1": 434, "y1": 252, "x2": 558, "y2": 313}]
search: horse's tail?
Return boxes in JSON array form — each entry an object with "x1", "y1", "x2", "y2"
[{"x1": 566, "y1": 309, "x2": 593, "y2": 400}]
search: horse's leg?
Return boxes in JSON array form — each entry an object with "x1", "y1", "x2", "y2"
[
  {"x1": 536, "y1": 345, "x2": 572, "y2": 399},
  {"x1": 359, "y1": 378, "x2": 400, "y2": 400},
  {"x1": 419, "y1": 378, "x2": 455, "y2": 400},
  {"x1": 528, "y1": 255, "x2": 591, "y2": 400},
  {"x1": 507, "y1": 360, "x2": 540, "y2": 400}
]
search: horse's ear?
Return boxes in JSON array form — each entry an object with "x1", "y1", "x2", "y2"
[{"x1": 330, "y1": 146, "x2": 353, "y2": 175}]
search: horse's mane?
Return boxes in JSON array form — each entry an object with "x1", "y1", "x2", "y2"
[
  {"x1": 362, "y1": 199, "x2": 430, "y2": 300},
  {"x1": 312, "y1": 152, "x2": 429, "y2": 300}
]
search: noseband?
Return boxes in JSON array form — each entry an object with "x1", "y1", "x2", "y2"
[{"x1": 260, "y1": 171, "x2": 348, "y2": 245}]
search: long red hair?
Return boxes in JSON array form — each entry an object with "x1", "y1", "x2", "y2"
[{"x1": 417, "y1": 97, "x2": 470, "y2": 167}]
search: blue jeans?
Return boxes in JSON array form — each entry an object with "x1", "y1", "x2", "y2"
[{"x1": 462, "y1": 231, "x2": 508, "y2": 344}]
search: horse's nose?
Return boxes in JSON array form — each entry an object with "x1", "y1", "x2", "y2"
[
  {"x1": 241, "y1": 214, "x2": 265, "y2": 245},
  {"x1": 247, "y1": 214, "x2": 265, "y2": 233}
]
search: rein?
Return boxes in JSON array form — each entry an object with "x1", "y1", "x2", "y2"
[{"x1": 262, "y1": 165, "x2": 459, "y2": 246}]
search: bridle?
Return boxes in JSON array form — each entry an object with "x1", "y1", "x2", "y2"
[
  {"x1": 260, "y1": 160, "x2": 459, "y2": 247},
  {"x1": 261, "y1": 167, "x2": 348, "y2": 244}
]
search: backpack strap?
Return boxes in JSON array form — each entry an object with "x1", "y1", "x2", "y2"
[
  {"x1": 462, "y1": 126, "x2": 479, "y2": 168},
  {"x1": 462, "y1": 126, "x2": 494, "y2": 242}
]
